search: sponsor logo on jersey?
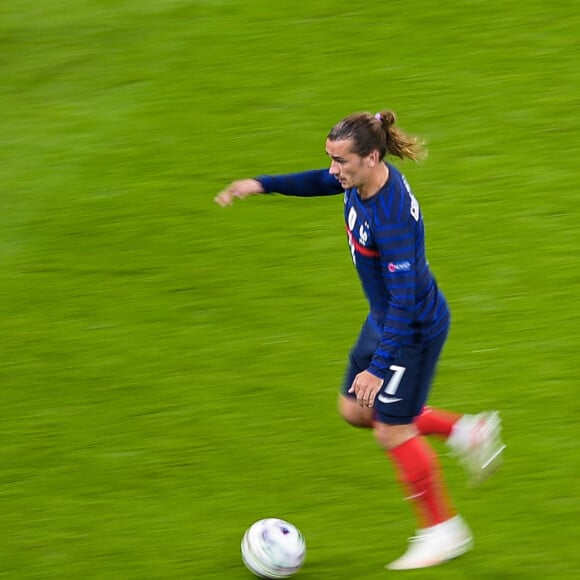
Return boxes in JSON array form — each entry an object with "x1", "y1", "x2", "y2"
[{"x1": 388, "y1": 261, "x2": 412, "y2": 273}]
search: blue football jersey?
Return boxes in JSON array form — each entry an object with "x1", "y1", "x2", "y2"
[{"x1": 257, "y1": 163, "x2": 449, "y2": 379}]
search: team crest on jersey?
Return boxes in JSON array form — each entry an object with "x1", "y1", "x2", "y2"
[{"x1": 358, "y1": 222, "x2": 370, "y2": 246}]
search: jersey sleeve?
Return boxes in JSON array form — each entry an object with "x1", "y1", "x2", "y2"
[
  {"x1": 368, "y1": 204, "x2": 418, "y2": 380},
  {"x1": 256, "y1": 169, "x2": 343, "y2": 197}
]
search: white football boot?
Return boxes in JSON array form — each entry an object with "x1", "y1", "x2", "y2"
[
  {"x1": 446, "y1": 411, "x2": 506, "y2": 486},
  {"x1": 387, "y1": 515, "x2": 473, "y2": 570}
]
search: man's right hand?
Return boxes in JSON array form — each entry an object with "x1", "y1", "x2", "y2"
[{"x1": 214, "y1": 179, "x2": 264, "y2": 207}]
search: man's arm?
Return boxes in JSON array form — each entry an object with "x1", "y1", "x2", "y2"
[
  {"x1": 256, "y1": 169, "x2": 343, "y2": 197},
  {"x1": 215, "y1": 169, "x2": 343, "y2": 207}
]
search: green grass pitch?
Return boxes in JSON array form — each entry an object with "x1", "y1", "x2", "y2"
[{"x1": 1, "y1": 0, "x2": 578, "y2": 577}]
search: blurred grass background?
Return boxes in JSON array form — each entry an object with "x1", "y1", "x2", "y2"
[{"x1": 1, "y1": 0, "x2": 578, "y2": 577}]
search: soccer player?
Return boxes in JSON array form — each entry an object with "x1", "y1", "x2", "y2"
[{"x1": 214, "y1": 110, "x2": 505, "y2": 570}]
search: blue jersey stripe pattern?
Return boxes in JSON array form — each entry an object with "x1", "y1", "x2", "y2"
[{"x1": 257, "y1": 164, "x2": 449, "y2": 379}]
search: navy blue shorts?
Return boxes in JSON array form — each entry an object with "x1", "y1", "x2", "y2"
[{"x1": 341, "y1": 316, "x2": 448, "y2": 425}]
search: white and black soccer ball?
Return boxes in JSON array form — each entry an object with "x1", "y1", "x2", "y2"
[{"x1": 241, "y1": 518, "x2": 306, "y2": 578}]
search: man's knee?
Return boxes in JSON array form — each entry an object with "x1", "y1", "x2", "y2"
[
  {"x1": 338, "y1": 395, "x2": 374, "y2": 428},
  {"x1": 373, "y1": 422, "x2": 419, "y2": 450}
]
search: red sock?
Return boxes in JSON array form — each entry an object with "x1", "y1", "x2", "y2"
[
  {"x1": 415, "y1": 406, "x2": 461, "y2": 438},
  {"x1": 388, "y1": 436, "x2": 455, "y2": 528}
]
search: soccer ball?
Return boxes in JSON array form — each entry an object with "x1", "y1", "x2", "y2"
[{"x1": 241, "y1": 518, "x2": 306, "y2": 578}]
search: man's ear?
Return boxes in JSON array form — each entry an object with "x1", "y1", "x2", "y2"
[{"x1": 368, "y1": 150, "x2": 380, "y2": 167}]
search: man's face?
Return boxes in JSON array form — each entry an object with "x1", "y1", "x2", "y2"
[{"x1": 326, "y1": 138, "x2": 370, "y2": 190}]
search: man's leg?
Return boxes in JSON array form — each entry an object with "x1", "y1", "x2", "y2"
[
  {"x1": 416, "y1": 406, "x2": 506, "y2": 486},
  {"x1": 375, "y1": 422, "x2": 472, "y2": 570}
]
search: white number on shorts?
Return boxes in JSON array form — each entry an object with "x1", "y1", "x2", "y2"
[{"x1": 377, "y1": 364, "x2": 406, "y2": 404}]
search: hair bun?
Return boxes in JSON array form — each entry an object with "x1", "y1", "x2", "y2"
[{"x1": 382, "y1": 110, "x2": 396, "y2": 127}]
